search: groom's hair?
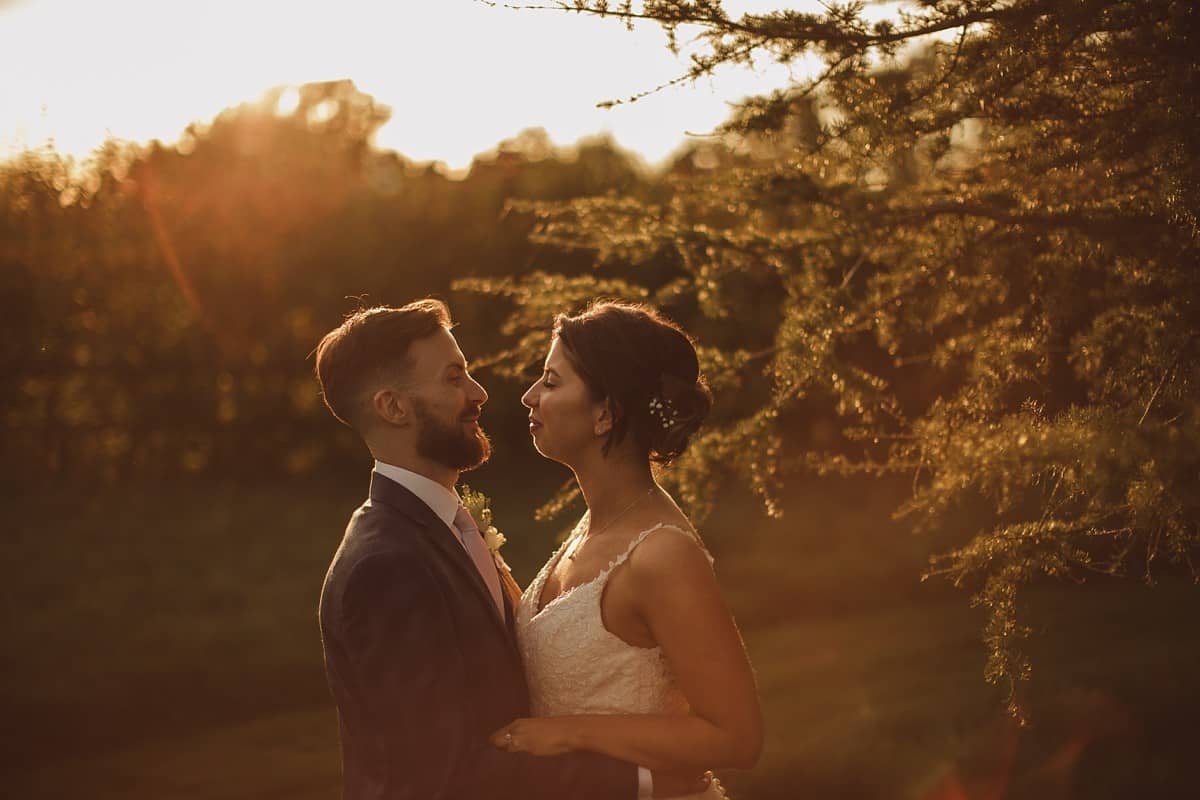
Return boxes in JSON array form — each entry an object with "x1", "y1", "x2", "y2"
[{"x1": 314, "y1": 299, "x2": 452, "y2": 430}]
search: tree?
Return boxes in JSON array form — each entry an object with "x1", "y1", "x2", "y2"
[
  {"x1": 0, "y1": 82, "x2": 651, "y2": 484},
  {"x1": 460, "y1": 0, "x2": 1200, "y2": 714}
]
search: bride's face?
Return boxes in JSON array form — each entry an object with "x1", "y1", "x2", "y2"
[{"x1": 521, "y1": 337, "x2": 606, "y2": 464}]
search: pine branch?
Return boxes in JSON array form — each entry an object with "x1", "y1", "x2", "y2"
[
  {"x1": 882, "y1": 201, "x2": 1169, "y2": 235},
  {"x1": 1138, "y1": 352, "x2": 1182, "y2": 426},
  {"x1": 486, "y1": 1, "x2": 1057, "y2": 49}
]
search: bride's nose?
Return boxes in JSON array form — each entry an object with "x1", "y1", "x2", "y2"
[{"x1": 521, "y1": 382, "x2": 538, "y2": 409}]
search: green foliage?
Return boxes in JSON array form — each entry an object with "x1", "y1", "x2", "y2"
[
  {"x1": 466, "y1": 0, "x2": 1200, "y2": 712},
  {"x1": 0, "y1": 81, "x2": 649, "y2": 484}
]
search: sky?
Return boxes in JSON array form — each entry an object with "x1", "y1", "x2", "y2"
[{"x1": 0, "y1": 0, "x2": 836, "y2": 172}]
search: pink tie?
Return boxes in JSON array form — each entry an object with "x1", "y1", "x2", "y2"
[{"x1": 453, "y1": 505, "x2": 506, "y2": 620}]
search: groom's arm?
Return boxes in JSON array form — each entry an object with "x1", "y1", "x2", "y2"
[{"x1": 341, "y1": 551, "x2": 638, "y2": 800}]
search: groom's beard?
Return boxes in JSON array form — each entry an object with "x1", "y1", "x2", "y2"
[{"x1": 412, "y1": 397, "x2": 492, "y2": 472}]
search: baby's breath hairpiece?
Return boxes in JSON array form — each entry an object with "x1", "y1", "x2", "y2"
[{"x1": 648, "y1": 396, "x2": 680, "y2": 429}]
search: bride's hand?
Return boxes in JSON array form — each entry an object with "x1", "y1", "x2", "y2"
[{"x1": 490, "y1": 717, "x2": 577, "y2": 756}]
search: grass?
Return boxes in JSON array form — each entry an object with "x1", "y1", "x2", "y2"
[
  {"x1": 727, "y1": 581, "x2": 1200, "y2": 800},
  {"x1": 3, "y1": 476, "x2": 1198, "y2": 798}
]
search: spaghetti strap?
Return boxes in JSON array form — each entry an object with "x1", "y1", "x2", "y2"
[
  {"x1": 532, "y1": 521, "x2": 713, "y2": 620},
  {"x1": 605, "y1": 522, "x2": 715, "y2": 575}
]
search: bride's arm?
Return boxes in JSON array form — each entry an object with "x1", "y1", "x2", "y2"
[{"x1": 492, "y1": 529, "x2": 764, "y2": 772}]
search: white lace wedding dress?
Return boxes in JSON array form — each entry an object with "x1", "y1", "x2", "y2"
[{"x1": 516, "y1": 519, "x2": 729, "y2": 799}]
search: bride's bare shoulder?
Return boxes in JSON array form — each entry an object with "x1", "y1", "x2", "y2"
[{"x1": 626, "y1": 520, "x2": 713, "y2": 580}]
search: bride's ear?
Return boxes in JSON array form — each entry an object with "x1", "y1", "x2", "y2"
[{"x1": 593, "y1": 398, "x2": 616, "y2": 437}]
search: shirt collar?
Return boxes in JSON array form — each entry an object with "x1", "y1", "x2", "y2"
[{"x1": 373, "y1": 459, "x2": 460, "y2": 529}]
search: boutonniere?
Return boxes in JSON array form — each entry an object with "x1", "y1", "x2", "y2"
[
  {"x1": 460, "y1": 485, "x2": 507, "y2": 554},
  {"x1": 460, "y1": 484, "x2": 525, "y2": 609}
]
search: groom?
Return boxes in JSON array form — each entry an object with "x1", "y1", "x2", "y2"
[{"x1": 315, "y1": 300, "x2": 704, "y2": 799}]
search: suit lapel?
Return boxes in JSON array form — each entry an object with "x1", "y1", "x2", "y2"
[{"x1": 368, "y1": 472, "x2": 515, "y2": 643}]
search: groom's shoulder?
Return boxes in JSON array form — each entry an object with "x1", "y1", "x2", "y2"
[
  {"x1": 340, "y1": 499, "x2": 428, "y2": 560},
  {"x1": 322, "y1": 503, "x2": 434, "y2": 609}
]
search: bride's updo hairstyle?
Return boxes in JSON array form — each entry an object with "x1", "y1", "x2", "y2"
[{"x1": 553, "y1": 301, "x2": 712, "y2": 464}]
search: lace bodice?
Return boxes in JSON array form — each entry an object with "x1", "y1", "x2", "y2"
[{"x1": 516, "y1": 520, "x2": 728, "y2": 799}]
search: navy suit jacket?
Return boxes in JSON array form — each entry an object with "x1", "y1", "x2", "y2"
[{"x1": 319, "y1": 471, "x2": 638, "y2": 800}]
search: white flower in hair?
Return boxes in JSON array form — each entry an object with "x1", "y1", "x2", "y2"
[{"x1": 648, "y1": 395, "x2": 679, "y2": 428}]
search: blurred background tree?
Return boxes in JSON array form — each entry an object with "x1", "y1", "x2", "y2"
[
  {"x1": 459, "y1": 0, "x2": 1200, "y2": 713},
  {"x1": 2, "y1": 79, "x2": 649, "y2": 485}
]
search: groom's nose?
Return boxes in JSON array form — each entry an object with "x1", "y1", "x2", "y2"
[{"x1": 467, "y1": 374, "x2": 488, "y2": 406}]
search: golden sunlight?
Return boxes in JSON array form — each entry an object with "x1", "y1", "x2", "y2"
[{"x1": 0, "y1": 0, "x2": 816, "y2": 171}]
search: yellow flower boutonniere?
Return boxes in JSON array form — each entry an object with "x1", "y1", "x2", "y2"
[
  {"x1": 460, "y1": 484, "x2": 524, "y2": 609},
  {"x1": 460, "y1": 485, "x2": 506, "y2": 553}
]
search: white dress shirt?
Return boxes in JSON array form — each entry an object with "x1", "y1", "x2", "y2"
[{"x1": 374, "y1": 460, "x2": 461, "y2": 529}]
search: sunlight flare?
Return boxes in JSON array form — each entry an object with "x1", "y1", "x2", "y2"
[{"x1": 0, "y1": 0, "x2": 808, "y2": 169}]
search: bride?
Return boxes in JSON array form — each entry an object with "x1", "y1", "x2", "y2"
[{"x1": 490, "y1": 302, "x2": 763, "y2": 797}]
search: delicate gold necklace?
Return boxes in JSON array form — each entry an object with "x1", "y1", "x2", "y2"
[{"x1": 567, "y1": 486, "x2": 657, "y2": 561}]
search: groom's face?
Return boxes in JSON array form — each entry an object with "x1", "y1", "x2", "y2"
[{"x1": 403, "y1": 327, "x2": 491, "y2": 471}]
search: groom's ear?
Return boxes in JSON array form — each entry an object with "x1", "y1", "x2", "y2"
[{"x1": 371, "y1": 387, "x2": 411, "y2": 427}]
